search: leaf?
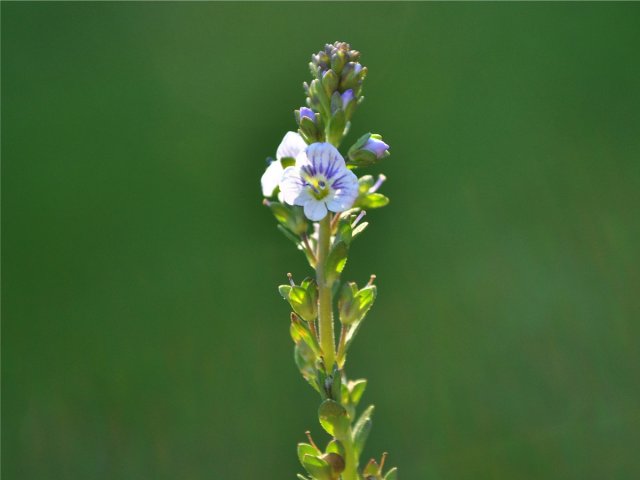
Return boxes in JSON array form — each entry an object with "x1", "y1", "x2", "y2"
[
  {"x1": 325, "y1": 241, "x2": 348, "y2": 284},
  {"x1": 327, "y1": 109, "x2": 346, "y2": 146},
  {"x1": 269, "y1": 202, "x2": 307, "y2": 234},
  {"x1": 338, "y1": 281, "x2": 357, "y2": 325},
  {"x1": 297, "y1": 443, "x2": 321, "y2": 467},
  {"x1": 358, "y1": 175, "x2": 375, "y2": 194},
  {"x1": 334, "y1": 217, "x2": 353, "y2": 245},
  {"x1": 288, "y1": 286, "x2": 316, "y2": 321},
  {"x1": 353, "y1": 416, "x2": 372, "y2": 456},
  {"x1": 291, "y1": 314, "x2": 321, "y2": 355},
  {"x1": 363, "y1": 458, "x2": 379, "y2": 476},
  {"x1": 318, "y1": 399, "x2": 350, "y2": 438},
  {"x1": 358, "y1": 192, "x2": 390, "y2": 209},
  {"x1": 301, "y1": 454, "x2": 332, "y2": 480},
  {"x1": 294, "y1": 343, "x2": 320, "y2": 393},
  {"x1": 325, "y1": 439, "x2": 345, "y2": 457},
  {"x1": 278, "y1": 285, "x2": 292, "y2": 299},
  {"x1": 349, "y1": 379, "x2": 367, "y2": 407},
  {"x1": 351, "y1": 221, "x2": 368, "y2": 240},
  {"x1": 355, "y1": 285, "x2": 377, "y2": 321},
  {"x1": 329, "y1": 365, "x2": 342, "y2": 402},
  {"x1": 354, "y1": 404, "x2": 375, "y2": 437}
]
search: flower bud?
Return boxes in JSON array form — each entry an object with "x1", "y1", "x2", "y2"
[
  {"x1": 299, "y1": 107, "x2": 316, "y2": 123},
  {"x1": 341, "y1": 89, "x2": 355, "y2": 109},
  {"x1": 322, "y1": 69, "x2": 339, "y2": 97},
  {"x1": 347, "y1": 133, "x2": 390, "y2": 167},
  {"x1": 363, "y1": 135, "x2": 390, "y2": 159}
]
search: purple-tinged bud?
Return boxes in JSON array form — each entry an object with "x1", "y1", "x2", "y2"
[
  {"x1": 363, "y1": 136, "x2": 390, "y2": 159},
  {"x1": 299, "y1": 107, "x2": 316, "y2": 123},
  {"x1": 341, "y1": 89, "x2": 355, "y2": 109}
]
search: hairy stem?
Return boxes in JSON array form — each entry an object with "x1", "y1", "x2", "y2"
[{"x1": 316, "y1": 214, "x2": 335, "y2": 371}]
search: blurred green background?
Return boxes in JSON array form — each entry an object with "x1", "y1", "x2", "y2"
[{"x1": 3, "y1": 2, "x2": 639, "y2": 479}]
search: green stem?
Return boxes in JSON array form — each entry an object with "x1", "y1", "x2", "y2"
[
  {"x1": 341, "y1": 433, "x2": 359, "y2": 480},
  {"x1": 316, "y1": 214, "x2": 336, "y2": 371}
]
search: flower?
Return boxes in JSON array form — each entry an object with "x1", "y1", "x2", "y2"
[
  {"x1": 261, "y1": 132, "x2": 307, "y2": 197},
  {"x1": 363, "y1": 136, "x2": 390, "y2": 159},
  {"x1": 280, "y1": 143, "x2": 359, "y2": 221}
]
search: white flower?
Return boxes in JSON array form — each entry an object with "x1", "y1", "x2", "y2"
[
  {"x1": 279, "y1": 142, "x2": 359, "y2": 221},
  {"x1": 261, "y1": 132, "x2": 307, "y2": 197}
]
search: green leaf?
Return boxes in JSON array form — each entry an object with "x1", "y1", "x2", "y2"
[
  {"x1": 349, "y1": 379, "x2": 367, "y2": 406},
  {"x1": 334, "y1": 217, "x2": 353, "y2": 245},
  {"x1": 327, "y1": 109, "x2": 346, "y2": 146},
  {"x1": 358, "y1": 175, "x2": 375, "y2": 194},
  {"x1": 318, "y1": 399, "x2": 350, "y2": 438},
  {"x1": 301, "y1": 454, "x2": 332, "y2": 480},
  {"x1": 291, "y1": 314, "x2": 321, "y2": 356},
  {"x1": 296, "y1": 475, "x2": 311, "y2": 480},
  {"x1": 355, "y1": 285, "x2": 377, "y2": 321},
  {"x1": 294, "y1": 343, "x2": 320, "y2": 393},
  {"x1": 363, "y1": 458, "x2": 380, "y2": 476},
  {"x1": 278, "y1": 285, "x2": 292, "y2": 299},
  {"x1": 357, "y1": 192, "x2": 389, "y2": 209},
  {"x1": 325, "y1": 241, "x2": 348, "y2": 284},
  {"x1": 353, "y1": 415, "x2": 372, "y2": 456},
  {"x1": 354, "y1": 404, "x2": 375, "y2": 437},
  {"x1": 338, "y1": 281, "x2": 357, "y2": 325},
  {"x1": 297, "y1": 443, "x2": 321, "y2": 467},
  {"x1": 269, "y1": 202, "x2": 307, "y2": 234},
  {"x1": 384, "y1": 467, "x2": 398, "y2": 480},
  {"x1": 288, "y1": 286, "x2": 316, "y2": 322},
  {"x1": 325, "y1": 439, "x2": 345, "y2": 457},
  {"x1": 329, "y1": 365, "x2": 342, "y2": 402},
  {"x1": 351, "y1": 221, "x2": 368, "y2": 240}
]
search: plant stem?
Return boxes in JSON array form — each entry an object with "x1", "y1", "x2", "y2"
[
  {"x1": 316, "y1": 214, "x2": 335, "y2": 371},
  {"x1": 342, "y1": 433, "x2": 359, "y2": 480}
]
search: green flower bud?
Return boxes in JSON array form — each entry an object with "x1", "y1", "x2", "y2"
[{"x1": 321, "y1": 69, "x2": 339, "y2": 97}]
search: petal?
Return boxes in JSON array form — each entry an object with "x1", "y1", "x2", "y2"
[
  {"x1": 260, "y1": 160, "x2": 284, "y2": 197},
  {"x1": 279, "y1": 166, "x2": 305, "y2": 205},
  {"x1": 303, "y1": 200, "x2": 328, "y2": 221},
  {"x1": 276, "y1": 132, "x2": 307, "y2": 160},
  {"x1": 292, "y1": 188, "x2": 314, "y2": 207},
  {"x1": 326, "y1": 169, "x2": 359, "y2": 212},
  {"x1": 306, "y1": 143, "x2": 346, "y2": 179},
  {"x1": 295, "y1": 149, "x2": 312, "y2": 169}
]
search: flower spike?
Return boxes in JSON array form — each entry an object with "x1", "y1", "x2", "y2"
[{"x1": 261, "y1": 41, "x2": 395, "y2": 480}]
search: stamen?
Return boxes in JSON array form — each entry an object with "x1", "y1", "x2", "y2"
[
  {"x1": 380, "y1": 452, "x2": 388, "y2": 471},
  {"x1": 305, "y1": 431, "x2": 319, "y2": 450},
  {"x1": 369, "y1": 174, "x2": 387, "y2": 193},
  {"x1": 352, "y1": 210, "x2": 367, "y2": 227},
  {"x1": 287, "y1": 272, "x2": 295, "y2": 286},
  {"x1": 367, "y1": 274, "x2": 376, "y2": 286},
  {"x1": 262, "y1": 199, "x2": 271, "y2": 207}
]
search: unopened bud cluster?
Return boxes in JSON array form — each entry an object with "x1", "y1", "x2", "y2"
[{"x1": 299, "y1": 42, "x2": 368, "y2": 146}]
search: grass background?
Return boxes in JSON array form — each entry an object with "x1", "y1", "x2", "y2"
[{"x1": 3, "y1": 2, "x2": 639, "y2": 479}]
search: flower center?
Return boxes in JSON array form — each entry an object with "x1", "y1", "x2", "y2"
[{"x1": 304, "y1": 176, "x2": 330, "y2": 200}]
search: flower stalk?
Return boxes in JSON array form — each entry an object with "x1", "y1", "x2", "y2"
[{"x1": 262, "y1": 41, "x2": 397, "y2": 480}]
